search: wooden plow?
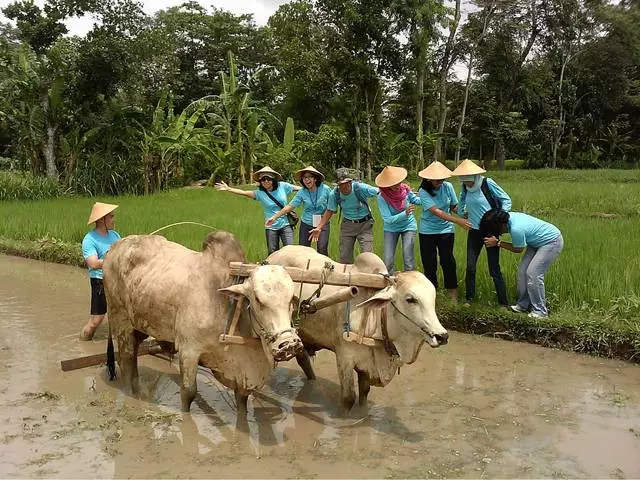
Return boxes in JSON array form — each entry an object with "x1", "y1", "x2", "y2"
[{"x1": 223, "y1": 261, "x2": 393, "y2": 348}]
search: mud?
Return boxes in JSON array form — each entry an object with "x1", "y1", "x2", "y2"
[{"x1": 1, "y1": 253, "x2": 639, "y2": 478}]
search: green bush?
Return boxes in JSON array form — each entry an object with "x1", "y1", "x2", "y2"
[{"x1": 0, "y1": 171, "x2": 62, "y2": 201}]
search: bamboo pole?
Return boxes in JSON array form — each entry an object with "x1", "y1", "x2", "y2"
[
  {"x1": 229, "y1": 262, "x2": 390, "y2": 290},
  {"x1": 302, "y1": 286, "x2": 359, "y2": 313}
]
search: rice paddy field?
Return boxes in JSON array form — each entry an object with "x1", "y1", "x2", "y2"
[{"x1": 1, "y1": 168, "x2": 639, "y2": 358}]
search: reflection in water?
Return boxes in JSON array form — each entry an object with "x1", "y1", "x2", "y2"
[{"x1": 1, "y1": 254, "x2": 640, "y2": 478}]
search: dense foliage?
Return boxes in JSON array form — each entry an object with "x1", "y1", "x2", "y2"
[{"x1": 1, "y1": 0, "x2": 639, "y2": 195}]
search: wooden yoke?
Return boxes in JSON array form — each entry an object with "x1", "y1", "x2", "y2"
[
  {"x1": 219, "y1": 298, "x2": 261, "y2": 348},
  {"x1": 229, "y1": 262, "x2": 391, "y2": 290}
]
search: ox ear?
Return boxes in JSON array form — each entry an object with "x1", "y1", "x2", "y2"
[
  {"x1": 218, "y1": 282, "x2": 249, "y2": 301},
  {"x1": 353, "y1": 287, "x2": 395, "y2": 310}
]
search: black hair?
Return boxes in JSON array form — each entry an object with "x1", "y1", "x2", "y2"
[
  {"x1": 420, "y1": 178, "x2": 437, "y2": 197},
  {"x1": 258, "y1": 177, "x2": 279, "y2": 192},
  {"x1": 479, "y1": 209, "x2": 510, "y2": 237}
]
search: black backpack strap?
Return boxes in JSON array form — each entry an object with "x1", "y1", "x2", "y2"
[
  {"x1": 481, "y1": 178, "x2": 501, "y2": 210},
  {"x1": 353, "y1": 183, "x2": 372, "y2": 215},
  {"x1": 264, "y1": 189, "x2": 285, "y2": 209}
]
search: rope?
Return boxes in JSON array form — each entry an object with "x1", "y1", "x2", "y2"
[
  {"x1": 293, "y1": 259, "x2": 311, "y2": 328},
  {"x1": 307, "y1": 261, "x2": 334, "y2": 302},
  {"x1": 148, "y1": 221, "x2": 218, "y2": 235}
]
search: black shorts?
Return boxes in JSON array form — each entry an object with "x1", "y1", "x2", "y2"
[{"x1": 90, "y1": 278, "x2": 107, "y2": 315}]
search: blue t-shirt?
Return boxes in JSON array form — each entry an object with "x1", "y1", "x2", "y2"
[
  {"x1": 254, "y1": 182, "x2": 296, "y2": 230},
  {"x1": 327, "y1": 182, "x2": 379, "y2": 221},
  {"x1": 458, "y1": 177, "x2": 512, "y2": 229},
  {"x1": 289, "y1": 183, "x2": 331, "y2": 226},
  {"x1": 82, "y1": 229, "x2": 121, "y2": 279},
  {"x1": 508, "y1": 212, "x2": 561, "y2": 249},
  {"x1": 377, "y1": 191, "x2": 421, "y2": 233},
  {"x1": 419, "y1": 181, "x2": 458, "y2": 235}
]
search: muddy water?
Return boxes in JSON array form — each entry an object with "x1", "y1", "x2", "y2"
[{"x1": 1, "y1": 254, "x2": 639, "y2": 479}]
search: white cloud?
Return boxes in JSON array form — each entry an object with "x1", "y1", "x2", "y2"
[{"x1": 0, "y1": 0, "x2": 289, "y2": 37}]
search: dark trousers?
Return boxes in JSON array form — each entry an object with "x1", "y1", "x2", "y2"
[
  {"x1": 419, "y1": 233, "x2": 457, "y2": 289},
  {"x1": 465, "y1": 229, "x2": 508, "y2": 305},
  {"x1": 299, "y1": 221, "x2": 330, "y2": 256}
]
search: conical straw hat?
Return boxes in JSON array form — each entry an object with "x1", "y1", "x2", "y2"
[
  {"x1": 252, "y1": 166, "x2": 283, "y2": 183},
  {"x1": 375, "y1": 166, "x2": 408, "y2": 188},
  {"x1": 418, "y1": 161, "x2": 453, "y2": 180},
  {"x1": 295, "y1": 165, "x2": 325, "y2": 182},
  {"x1": 451, "y1": 159, "x2": 486, "y2": 176},
  {"x1": 87, "y1": 202, "x2": 119, "y2": 225}
]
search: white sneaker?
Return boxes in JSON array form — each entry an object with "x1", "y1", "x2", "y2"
[
  {"x1": 509, "y1": 304, "x2": 527, "y2": 313},
  {"x1": 528, "y1": 312, "x2": 547, "y2": 319}
]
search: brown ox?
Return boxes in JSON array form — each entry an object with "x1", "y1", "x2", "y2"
[
  {"x1": 104, "y1": 232, "x2": 303, "y2": 412},
  {"x1": 267, "y1": 245, "x2": 448, "y2": 410}
]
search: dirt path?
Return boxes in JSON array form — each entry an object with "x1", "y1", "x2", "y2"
[{"x1": 1, "y1": 254, "x2": 639, "y2": 478}]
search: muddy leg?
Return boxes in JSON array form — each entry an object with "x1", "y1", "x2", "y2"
[
  {"x1": 356, "y1": 370, "x2": 371, "y2": 406},
  {"x1": 336, "y1": 356, "x2": 356, "y2": 411},
  {"x1": 179, "y1": 351, "x2": 199, "y2": 412},
  {"x1": 296, "y1": 350, "x2": 316, "y2": 380},
  {"x1": 116, "y1": 327, "x2": 139, "y2": 395},
  {"x1": 235, "y1": 390, "x2": 249, "y2": 415},
  {"x1": 130, "y1": 330, "x2": 147, "y2": 394}
]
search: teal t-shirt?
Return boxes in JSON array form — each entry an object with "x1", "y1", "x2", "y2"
[
  {"x1": 254, "y1": 182, "x2": 295, "y2": 230},
  {"x1": 508, "y1": 212, "x2": 561, "y2": 249},
  {"x1": 327, "y1": 182, "x2": 379, "y2": 220},
  {"x1": 419, "y1": 181, "x2": 458, "y2": 235},
  {"x1": 82, "y1": 229, "x2": 121, "y2": 279},
  {"x1": 289, "y1": 183, "x2": 331, "y2": 226},
  {"x1": 458, "y1": 177, "x2": 512, "y2": 229},
  {"x1": 377, "y1": 191, "x2": 421, "y2": 233}
]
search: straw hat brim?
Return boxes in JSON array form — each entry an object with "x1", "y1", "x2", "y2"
[
  {"x1": 375, "y1": 166, "x2": 408, "y2": 188},
  {"x1": 252, "y1": 166, "x2": 282, "y2": 183},
  {"x1": 451, "y1": 159, "x2": 486, "y2": 176},
  {"x1": 87, "y1": 202, "x2": 119, "y2": 225},
  {"x1": 295, "y1": 166, "x2": 325, "y2": 182},
  {"x1": 418, "y1": 161, "x2": 453, "y2": 180}
]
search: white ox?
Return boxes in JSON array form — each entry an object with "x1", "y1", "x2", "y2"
[
  {"x1": 267, "y1": 245, "x2": 448, "y2": 410},
  {"x1": 104, "y1": 232, "x2": 303, "y2": 412}
]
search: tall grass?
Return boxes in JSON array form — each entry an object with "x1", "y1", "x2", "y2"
[
  {"x1": 1, "y1": 169, "x2": 639, "y2": 317},
  {"x1": 0, "y1": 171, "x2": 62, "y2": 201}
]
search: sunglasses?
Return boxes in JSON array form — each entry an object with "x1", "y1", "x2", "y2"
[{"x1": 260, "y1": 177, "x2": 274, "y2": 182}]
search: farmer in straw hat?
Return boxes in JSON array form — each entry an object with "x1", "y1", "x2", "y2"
[
  {"x1": 80, "y1": 202, "x2": 121, "y2": 340},
  {"x1": 480, "y1": 209, "x2": 564, "y2": 319},
  {"x1": 266, "y1": 166, "x2": 332, "y2": 256},
  {"x1": 310, "y1": 167, "x2": 378, "y2": 264},
  {"x1": 375, "y1": 166, "x2": 421, "y2": 274},
  {"x1": 451, "y1": 159, "x2": 512, "y2": 307},
  {"x1": 215, "y1": 166, "x2": 300, "y2": 255},
  {"x1": 418, "y1": 161, "x2": 472, "y2": 301}
]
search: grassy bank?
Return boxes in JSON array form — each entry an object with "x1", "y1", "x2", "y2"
[{"x1": 1, "y1": 168, "x2": 639, "y2": 361}]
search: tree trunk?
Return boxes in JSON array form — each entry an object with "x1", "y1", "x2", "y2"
[
  {"x1": 552, "y1": 50, "x2": 570, "y2": 168},
  {"x1": 416, "y1": 58, "x2": 425, "y2": 169},
  {"x1": 434, "y1": 0, "x2": 461, "y2": 163},
  {"x1": 455, "y1": 52, "x2": 474, "y2": 165},
  {"x1": 354, "y1": 121, "x2": 361, "y2": 175},
  {"x1": 44, "y1": 123, "x2": 58, "y2": 179},
  {"x1": 496, "y1": 141, "x2": 505, "y2": 170}
]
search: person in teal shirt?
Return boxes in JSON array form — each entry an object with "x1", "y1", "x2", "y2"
[
  {"x1": 375, "y1": 166, "x2": 421, "y2": 274},
  {"x1": 417, "y1": 162, "x2": 471, "y2": 301},
  {"x1": 310, "y1": 168, "x2": 378, "y2": 264},
  {"x1": 481, "y1": 209, "x2": 564, "y2": 318},
  {"x1": 267, "y1": 166, "x2": 331, "y2": 256},
  {"x1": 80, "y1": 202, "x2": 121, "y2": 341},
  {"x1": 216, "y1": 166, "x2": 300, "y2": 255},
  {"x1": 452, "y1": 159, "x2": 512, "y2": 307}
]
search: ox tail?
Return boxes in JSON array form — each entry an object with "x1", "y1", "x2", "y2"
[{"x1": 106, "y1": 328, "x2": 116, "y2": 381}]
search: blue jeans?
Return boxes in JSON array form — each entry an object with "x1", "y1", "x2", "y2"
[
  {"x1": 383, "y1": 230, "x2": 416, "y2": 274},
  {"x1": 265, "y1": 226, "x2": 294, "y2": 255},
  {"x1": 466, "y1": 229, "x2": 508, "y2": 305},
  {"x1": 299, "y1": 221, "x2": 330, "y2": 256},
  {"x1": 515, "y1": 234, "x2": 564, "y2": 316}
]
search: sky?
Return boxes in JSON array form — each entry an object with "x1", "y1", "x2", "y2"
[{"x1": 0, "y1": 0, "x2": 291, "y2": 35}]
